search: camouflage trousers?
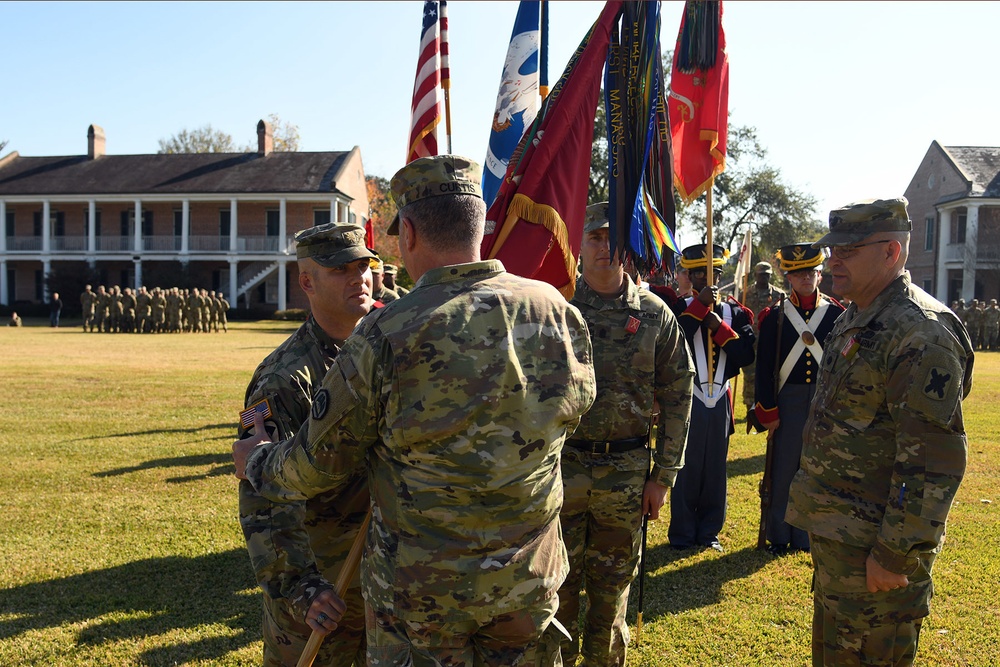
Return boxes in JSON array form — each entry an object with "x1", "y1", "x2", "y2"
[
  {"x1": 260, "y1": 587, "x2": 365, "y2": 667},
  {"x1": 366, "y1": 594, "x2": 565, "y2": 667},
  {"x1": 557, "y1": 448, "x2": 648, "y2": 667},
  {"x1": 809, "y1": 534, "x2": 934, "y2": 667}
]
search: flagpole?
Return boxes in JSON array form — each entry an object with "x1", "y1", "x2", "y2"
[
  {"x1": 440, "y1": 0, "x2": 453, "y2": 153},
  {"x1": 706, "y1": 175, "x2": 715, "y2": 398},
  {"x1": 539, "y1": 0, "x2": 549, "y2": 100}
]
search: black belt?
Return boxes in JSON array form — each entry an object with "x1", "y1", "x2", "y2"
[{"x1": 566, "y1": 437, "x2": 647, "y2": 455}]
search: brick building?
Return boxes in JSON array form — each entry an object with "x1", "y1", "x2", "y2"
[
  {"x1": 0, "y1": 120, "x2": 370, "y2": 312},
  {"x1": 904, "y1": 141, "x2": 1000, "y2": 303}
]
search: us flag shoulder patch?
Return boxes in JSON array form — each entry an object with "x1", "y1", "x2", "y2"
[{"x1": 240, "y1": 398, "x2": 273, "y2": 429}]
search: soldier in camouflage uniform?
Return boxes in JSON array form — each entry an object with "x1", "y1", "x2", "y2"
[
  {"x1": 235, "y1": 155, "x2": 596, "y2": 666},
  {"x1": 558, "y1": 203, "x2": 694, "y2": 666},
  {"x1": 94, "y1": 285, "x2": 109, "y2": 332},
  {"x1": 741, "y1": 262, "x2": 785, "y2": 420},
  {"x1": 383, "y1": 264, "x2": 409, "y2": 296},
  {"x1": 966, "y1": 299, "x2": 983, "y2": 349},
  {"x1": 239, "y1": 222, "x2": 378, "y2": 667},
  {"x1": 187, "y1": 288, "x2": 202, "y2": 333},
  {"x1": 369, "y1": 257, "x2": 399, "y2": 305},
  {"x1": 136, "y1": 286, "x2": 152, "y2": 333},
  {"x1": 985, "y1": 298, "x2": 1000, "y2": 350},
  {"x1": 120, "y1": 287, "x2": 137, "y2": 333},
  {"x1": 151, "y1": 287, "x2": 166, "y2": 333},
  {"x1": 787, "y1": 198, "x2": 974, "y2": 666},
  {"x1": 217, "y1": 291, "x2": 230, "y2": 332},
  {"x1": 109, "y1": 286, "x2": 122, "y2": 333},
  {"x1": 80, "y1": 284, "x2": 97, "y2": 332}
]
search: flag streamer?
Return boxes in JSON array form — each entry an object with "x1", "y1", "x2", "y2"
[{"x1": 604, "y1": 1, "x2": 678, "y2": 278}]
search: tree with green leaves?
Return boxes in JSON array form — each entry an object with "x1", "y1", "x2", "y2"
[
  {"x1": 678, "y1": 124, "x2": 824, "y2": 268},
  {"x1": 157, "y1": 114, "x2": 300, "y2": 154}
]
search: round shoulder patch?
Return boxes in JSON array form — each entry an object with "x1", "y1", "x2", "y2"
[{"x1": 312, "y1": 388, "x2": 330, "y2": 421}]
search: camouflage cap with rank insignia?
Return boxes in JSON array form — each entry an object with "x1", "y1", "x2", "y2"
[
  {"x1": 295, "y1": 222, "x2": 377, "y2": 268},
  {"x1": 387, "y1": 155, "x2": 483, "y2": 235},
  {"x1": 583, "y1": 201, "x2": 610, "y2": 234},
  {"x1": 383, "y1": 263, "x2": 398, "y2": 275},
  {"x1": 814, "y1": 197, "x2": 912, "y2": 248},
  {"x1": 776, "y1": 243, "x2": 828, "y2": 273}
]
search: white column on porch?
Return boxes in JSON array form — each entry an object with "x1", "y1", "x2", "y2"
[
  {"x1": 181, "y1": 199, "x2": 190, "y2": 258},
  {"x1": 229, "y1": 198, "x2": 238, "y2": 252},
  {"x1": 936, "y1": 208, "x2": 951, "y2": 303},
  {"x1": 133, "y1": 199, "x2": 142, "y2": 253},
  {"x1": 134, "y1": 258, "x2": 143, "y2": 291},
  {"x1": 42, "y1": 200, "x2": 51, "y2": 253},
  {"x1": 43, "y1": 258, "x2": 51, "y2": 300},
  {"x1": 961, "y1": 204, "x2": 980, "y2": 303},
  {"x1": 87, "y1": 200, "x2": 97, "y2": 265},
  {"x1": 279, "y1": 198, "x2": 287, "y2": 253},
  {"x1": 229, "y1": 259, "x2": 238, "y2": 306},
  {"x1": 277, "y1": 259, "x2": 287, "y2": 311},
  {"x1": 0, "y1": 200, "x2": 6, "y2": 306}
]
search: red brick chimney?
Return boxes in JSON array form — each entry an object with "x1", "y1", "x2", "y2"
[
  {"x1": 88, "y1": 124, "x2": 106, "y2": 159},
  {"x1": 257, "y1": 120, "x2": 273, "y2": 156}
]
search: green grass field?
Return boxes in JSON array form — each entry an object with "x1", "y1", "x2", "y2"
[{"x1": 1, "y1": 320, "x2": 997, "y2": 666}]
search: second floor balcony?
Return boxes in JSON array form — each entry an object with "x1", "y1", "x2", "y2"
[{"x1": 3, "y1": 235, "x2": 294, "y2": 255}]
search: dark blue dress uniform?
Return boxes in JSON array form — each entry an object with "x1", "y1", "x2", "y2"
[
  {"x1": 754, "y1": 288, "x2": 843, "y2": 550},
  {"x1": 667, "y1": 244, "x2": 755, "y2": 550}
]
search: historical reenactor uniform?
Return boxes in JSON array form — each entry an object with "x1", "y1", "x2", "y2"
[
  {"x1": 558, "y1": 204, "x2": 694, "y2": 666},
  {"x1": 788, "y1": 198, "x2": 974, "y2": 666},
  {"x1": 753, "y1": 244, "x2": 844, "y2": 554},
  {"x1": 741, "y1": 262, "x2": 785, "y2": 413},
  {"x1": 239, "y1": 223, "x2": 378, "y2": 667},
  {"x1": 668, "y1": 244, "x2": 755, "y2": 551}
]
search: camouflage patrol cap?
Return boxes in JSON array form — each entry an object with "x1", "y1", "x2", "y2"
[
  {"x1": 387, "y1": 155, "x2": 483, "y2": 235},
  {"x1": 383, "y1": 263, "x2": 398, "y2": 275},
  {"x1": 814, "y1": 197, "x2": 912, "y2": 247},
  {"x1": 295, "y1": 222, "x2": 377, "y2": 268},
  {"x1": 584, "y1": 202, "x2": 610, "y2": 234},
  {"x1": 754, "y1": 261, "x2": 773, "y2": 274}
]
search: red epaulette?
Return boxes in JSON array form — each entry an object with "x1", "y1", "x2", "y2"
[{"x1": 725, "y1": 295, "x2": 754, "y2": 327}]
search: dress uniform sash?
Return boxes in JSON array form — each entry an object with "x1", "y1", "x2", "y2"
[
  {"x1": 778, "y1": 298, "x2": 831, "y2": 393},
  {"x1": 687, "y1": 298, "x2": 733, "y2": 408}
]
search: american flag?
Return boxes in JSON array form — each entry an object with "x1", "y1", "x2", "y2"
[{"x1": 407, "y1": 1, "x2": 447, "y2": 163}]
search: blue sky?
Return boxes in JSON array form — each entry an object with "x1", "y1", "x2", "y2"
[{"x1": 4, "y1": 1, "x2": 999, "y2": 246}]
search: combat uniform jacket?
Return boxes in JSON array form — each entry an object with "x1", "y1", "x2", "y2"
[
  {"x1": 239, "y1": 316, "x2": 367, "y2": 621},
  {"x1": 247, "y1": 260, "x2": 597, "y2": 623},
  {"x1": 787, "y1": 273, "x2": 973, "y2": 575},
  {"x1": 570, "y1": 276, "x2": 694, "y2": 486},
  {"x1": 743, "y1": 282, "x2": 785, "y2": 332},
  {"x1": 373, "y1": 285, "x2": 399, "y2": 304},
  {"x1": 80, "y1": 290, "x2": 96, "y2": 316}
]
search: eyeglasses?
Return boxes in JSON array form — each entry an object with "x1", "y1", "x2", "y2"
[
  {"x1": 830, "y1": 240, "x2": 891, "y2": 259},
  {"x1": 689, "y1": 268, "x2": 723, "y2": 278}
]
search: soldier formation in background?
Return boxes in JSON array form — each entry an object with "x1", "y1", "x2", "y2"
[
  {"x1": 79, "y1": 284, "x2": 229, "y2": 333},
  {"x1": 952, "y1": 297, "x2": 999, "y2": 351}
]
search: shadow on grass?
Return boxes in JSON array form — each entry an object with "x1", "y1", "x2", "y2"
[
  {"x1": 70, "y1": 423, "x2": 235, "y2": 444},
  {"x1": 0, "y1": 549, "x2": 260, "y2": 665},
  {"x1": 95, "y1": 452, "x2": 235, "y2": 481},
  {"x1": 727, "y1": 452, "x2": 766, "y2": 478},
  {"x1": 628, "y1": 543, "x2": 772, "y2": 622}
]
